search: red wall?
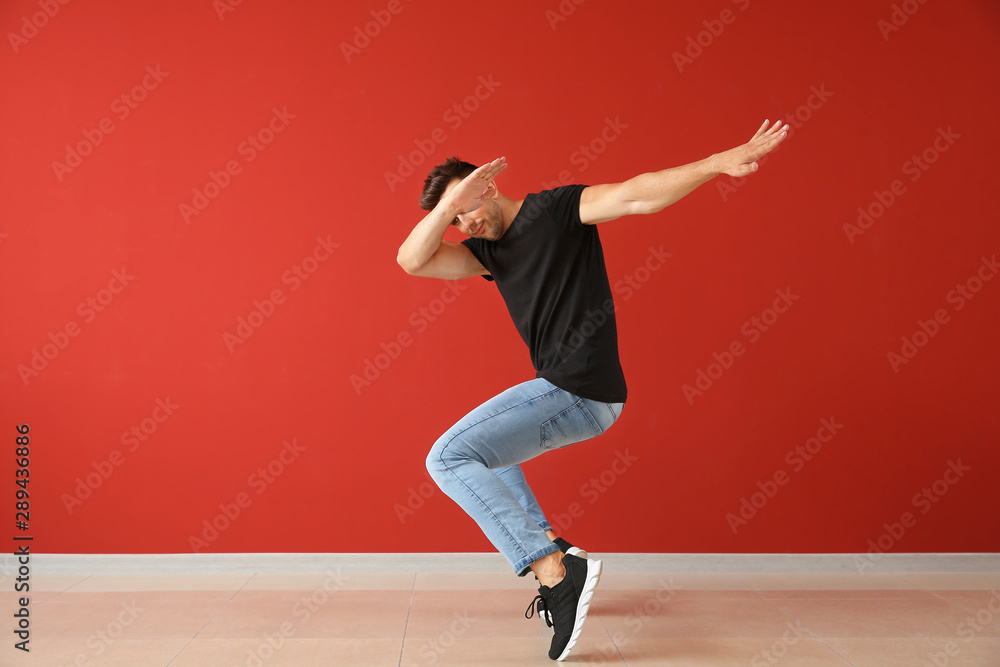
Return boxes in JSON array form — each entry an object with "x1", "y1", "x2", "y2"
[{"x1": 2, "y1": 0, "x2": 998, "y2": 556}]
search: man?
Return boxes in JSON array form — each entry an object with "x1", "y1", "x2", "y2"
[{"x1": 396, "y1": 119, "x2": 789, "y2": 661}]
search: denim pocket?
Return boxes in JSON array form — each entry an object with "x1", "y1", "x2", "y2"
[{"x1": 540, "y1": 399, "x2": 602, "y2": 449}]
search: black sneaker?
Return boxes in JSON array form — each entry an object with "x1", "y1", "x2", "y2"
[
  {"x1": 536, "y1": 538, "x2": 588, "y2": 624},
  {"x1": 525, "y1": 552, "x2": 602, "y2": 661},
  {"x1": 553, "y1": 536, "x2": 588, "y2": 559}
]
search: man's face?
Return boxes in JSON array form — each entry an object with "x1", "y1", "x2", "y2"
[{"x1": 443, "y1": 178, "x2": 506, "y2": 241}]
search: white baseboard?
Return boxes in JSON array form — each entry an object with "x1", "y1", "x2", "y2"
[{"x1": 2, "y1": 553, "x2": 998, "y2": 575}]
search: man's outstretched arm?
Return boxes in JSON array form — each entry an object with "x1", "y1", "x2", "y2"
[{"x1": 579, "y1": 119, "x2": 789, "y2": 225}]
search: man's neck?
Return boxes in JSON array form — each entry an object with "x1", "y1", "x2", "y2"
[{"x1": 498, "y1": 195, "x2": 524, "y2": 236}]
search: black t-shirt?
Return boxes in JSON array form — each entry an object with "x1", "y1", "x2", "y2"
[{"x1": 461, "y1": 184, "x2": 627, "y2": 403}]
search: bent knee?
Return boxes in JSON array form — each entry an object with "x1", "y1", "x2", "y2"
[
  {"x1": 425, "y1": 439, "x2": 445, "y2": 481},
  {"x1": 425, "y1": 433, "x2": 458, "y2": 481},
  {"x1": 425, "y1": 431, "x2": 485, "y2": 481}
]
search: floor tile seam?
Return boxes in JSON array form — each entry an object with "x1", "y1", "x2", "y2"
[
  {"x1": 165, "y1": 571, "x2": 256, "y2": 664},
  {"x1": 60, "y1": 573, "x2": 94, "y2": 595},
  {"x1": 397, "y1": 573, "x2": 417, "y2": 667},
  {"x1": 750, "y1": 585, "x2": 860, "y2": 666},
  {"x1": 597, "y1": 614, "x2": 629, "y2": 665},
  {"x1": 924, "y1": 589, "x2": 997, "y2": 617},
  {"x1": 163, "y1": 640, "x2": 188, "y2": 667}
]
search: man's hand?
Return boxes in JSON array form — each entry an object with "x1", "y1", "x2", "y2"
[
  {"x1": 711, "y1": 119, "x2": 789, "y2": 178},
  {"x1": 443, "y1": 156, "x2": 508, "y2": 215},
  {"x1": 397, "y1": 156, "x2": 506, "y2": 278}
]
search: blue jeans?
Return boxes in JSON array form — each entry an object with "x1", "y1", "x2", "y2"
[{"x1": 426, "y1": 378, "x2": 624, "y2": 576}]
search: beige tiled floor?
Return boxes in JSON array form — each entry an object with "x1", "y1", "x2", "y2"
[{"x1": 1, "y1": 570, "x2": 999, "y2": 665}]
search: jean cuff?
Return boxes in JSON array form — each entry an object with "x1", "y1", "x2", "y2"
[{"x1": 514, "y1": 542, "x2": 560, "y2": 577}]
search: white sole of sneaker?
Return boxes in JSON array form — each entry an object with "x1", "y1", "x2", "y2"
[{"x1": 555, "y1": 557, "x2": 602, "y2": 662}]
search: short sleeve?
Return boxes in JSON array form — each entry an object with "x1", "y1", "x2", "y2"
[
  {"x1": 461, "y1": 238, "x2": 494, "y2": 281},
  {"x1": 536, "y1": 184, "x2": 590, "y2": 236}
]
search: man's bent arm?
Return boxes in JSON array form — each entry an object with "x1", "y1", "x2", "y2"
[
  {"x1": 397, "y1": 157, "x2": 507, "y2": 277},
  {"x1": 396, "y1": 199, "x2": 461, "y2": 274}
]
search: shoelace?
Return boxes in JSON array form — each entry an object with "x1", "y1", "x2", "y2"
[{"x1": 525, "y1": 592, "x2": 553, "y2": 628}]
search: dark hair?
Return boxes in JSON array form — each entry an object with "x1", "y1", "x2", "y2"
[{"x1": 419, "y1": 156, "x2": 476, "y2": 210}]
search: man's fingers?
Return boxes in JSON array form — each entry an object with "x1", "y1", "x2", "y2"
[
  {"x1": 749, "y1": 118, "x2": 791, "y2": 144},
  {"x1": 762, "y1": 120, "x2": 785, "y2": 138},
  {"x1": 475, "y1": 157, "x2": 508, "y2": 182},
  {"x1": 750, "y1": 123, "x2": 789, "y2": 154},
  {"x1": 485, "y1": 156, "x2": 507, "y2": 171},
  {"x1": 753, "y1": 120, "x2": 783, "y2": 144},
  {"x1": 724, "y1": 119, "x2": 791, "y2": 177},
  {"x1": 763, "y1": 127, "x2": 789, "y2": 151},
  {"x1": 748, "y1": 128, "x2": 787, "y2": 166},
  {"x1": 750, "y1": 119, "x2": 770, "y2": 141}
]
